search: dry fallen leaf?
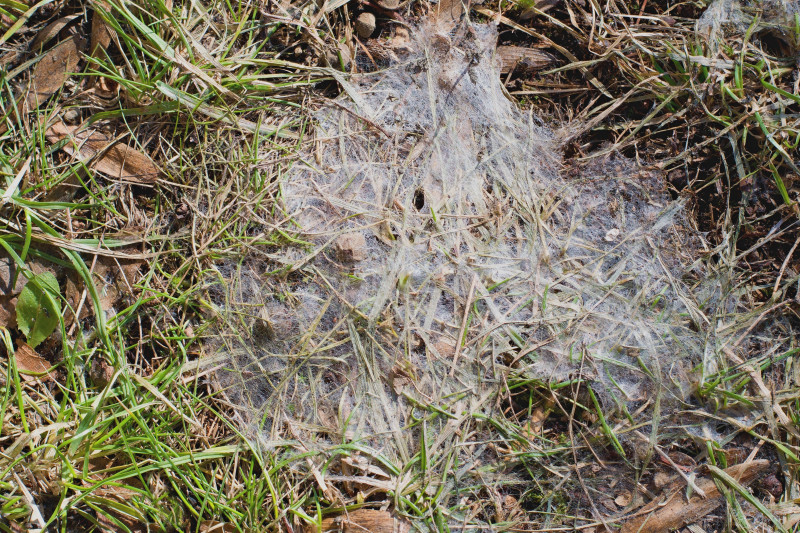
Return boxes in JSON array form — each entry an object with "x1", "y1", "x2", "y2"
[
  {"x1": 1, "y1": 256, "x2": 59, "y2": 299},
  {"x1": 524, "y1": 407, "x2": 548, "y2": 438},
  {"x1": 27, "y1": 35, "x2": 83, "y2": 108},
  {"x1": 29, "y1": 14, "x2": 81, "y2": 52},
  {"x1": 90, "y1": 2, "x2": 113, "y2": 58},
  {"x1": 15, "y1": 342, "x2": 53, "y2": 382},
  {"x1": 65, "y1": 255, "x2": 143, "y2": 328},
  {"x1": 0, "y1": 294, "x2": 17, "y2": 328},
  {"x1": 615, "y1": 490, "x2": 632, "y2": 508},
  {"x1": 653, "y1": 471, "x2": 672, "y2": 488},
  {"x1": 88, "y1": 0, "x2": 114, "y2": 89},
  {"x1": 199, "y1": 521, "x2": 237, "y2": 533},
  {"x1": 0, "y1": 256, "x2": 28, "y2": 296},
  {"x1": 64, "y1": 272, "x2": 91, "y2": 326},
  {"x1": 89, "y1": 357, "x2": 115, "y2": 387},
  {"x1": 308, "y1": 509, "x2": 410, "y2": 533},
  {"x1": 46, "y1": 122, "x2": 160, "y2": 185},
  {"x1": 433, "y1": 0, "x2": 466, "y2": 30},
  {"x1": 497, "y1": 45, "x2": 556, "y2": 75},
  {"x1": 92, "y1": 480, "x2": 147, "y2": 532},
  {"x1": 620, "y1": 460, "x2": 770, "y2": 533}
]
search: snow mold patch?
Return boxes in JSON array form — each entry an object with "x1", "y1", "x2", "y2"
[{"x1": 207, "y1": 20, "x2": 766, "y2": 524}]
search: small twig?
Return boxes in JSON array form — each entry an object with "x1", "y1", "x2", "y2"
[
  {"x1": 329, "y1": 99, "x2": 393, "y2": 139},
  {"x1": 773, "y1": 234, "x2": 800, "y2": 297}
]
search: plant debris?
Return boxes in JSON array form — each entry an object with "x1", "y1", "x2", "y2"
[
  {"x1": 46, "y1": 122, "x2": 160, "y2": 185},
  {"x1": 620, "y1": 459, "x2": 771, "y2": 533},
  {"x1": 26, "y1": 34, "x2": 83, "y2": 108},
  {"x1": 14, "y1": 342, "x2": 53, "y2": 382}
]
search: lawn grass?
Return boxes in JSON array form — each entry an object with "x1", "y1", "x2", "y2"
[{"x1": 0, "y1": 0, "x2": 798, "y2": 531}]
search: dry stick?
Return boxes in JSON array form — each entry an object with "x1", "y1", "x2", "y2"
[
  {"x1": 646, "y1": 437, "x2": 706, "y2": 498},
  {"x1": 12, "y1": 471, "x2": 46, "y2": 532},
  {"x1": 773, "y1": 234, "x2": 800, "y2": 296},
  {"x1": 0, "y1": 215, "x2": 153, "y2": 258},
  {"x1": 329, "y1": 99, "x2": 392, "y2": 140},
  {"x1": 731, "y1": 301, "x2": 790, "y2": 348}
]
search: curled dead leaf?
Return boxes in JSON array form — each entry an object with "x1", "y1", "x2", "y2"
[{"x1": 46, "y1": 122, "x2": 160, "y2": 185}]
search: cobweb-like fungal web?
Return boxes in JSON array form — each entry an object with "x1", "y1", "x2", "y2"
[
  {"x1": 698, "y1": 0, "x2": 800, "y2": 45},
  {"x1": 211, "y1": 21, "x2": 736, "y2": 522}
]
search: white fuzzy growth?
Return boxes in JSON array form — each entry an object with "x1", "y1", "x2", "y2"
[
  {"x1": 698, "y1": 0, "x2": 800, "y2": 44},
  {"x1": 214, "y1": 23, "x2": 729, "y2": 463}
]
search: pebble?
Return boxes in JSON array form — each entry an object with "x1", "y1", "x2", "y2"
[
  {"x1": 355, "y1": 12, "x2": 376, "y2": 39},
  {"x1": 335, "y1": 233, "x2": 368, "y2": 262},
  {"x1": 63, "y1": 108, "x2": 80, "y2": 124},
  {"x1": 325, "y1": 41, "x2": 352, "y2": 70}
]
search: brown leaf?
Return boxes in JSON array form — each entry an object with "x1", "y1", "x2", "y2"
[
  {"x1": 89, "y1": 357, "x2": 115, "y2": 387},
  {"x1": 433, "y1": 0, "x2": 465, "y2": 30},
  {"x1": 46, "y1": 122, "x2": 160, "y2": 185},
  {"x1": 615, "y1": 490, "x2": 632, "y2": 508},
  {"x1": 620, "y1": 460, "x2": 770, "y2": 533},
  {"x1": 1, "y1": 256, "x2": 59, "y2": 297},
  {"x1": 65, "y1": 255, "x2": 143, "y2": 328},
  {"x1": 497, "y1": 45, "x2": 556, "y2": 75},
  {"x1": 26, "y1": 35, "x2": 83, "y2": 108},
  {"x1": 93, "y1": 482, "x2": 148, "y2": 533},
  {"x1": 29, "y1": 14, "x2": 81, "y2": 52},
  {"x1": 64, "y1": 273, "x2": 91, "y2": 326},
  {"x1": 89, "y1": 2, "x2": 113, "y2": 59},
  {"x1": 0, "y1": 256, "x2": 28, "y2": 296},
  {"x1": 15, "y1": 342, "x2": 53, "y2": 382},
  {"x1": 0, "y1": 294, "x2": 17, "y2": 328},
  {"x1": 199, "y1": 521, "x2": 237, "y2": 533},
  {"x1": 308, "y1": 510, "x2": 410, "y2": 533}
]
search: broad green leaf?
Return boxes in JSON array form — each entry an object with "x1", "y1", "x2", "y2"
[{"x1": 15, "y1": 272, "x2": 61, "y2": 348}]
